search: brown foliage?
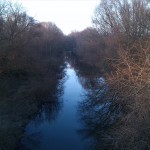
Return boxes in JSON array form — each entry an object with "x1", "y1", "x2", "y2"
[
  {"x1": 0, "y1": 1, "x2": 65, "y2": 149},
  {"x1": 91, "y1": 0, "x2": 150, "y2": 149},
  {"x1": 99, "y1": 38, "x2": 150, "y2": 150},
  {"x1": 69, "y1": 28, "x2": 106, "y2": 69}
]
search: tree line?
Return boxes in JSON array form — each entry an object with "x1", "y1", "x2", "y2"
[
  {"x1": 0, "y1": 1, "x2": 65, "y2": 150},
  {"x1": 66, "y1": 0, "x2": 150, "y2": 149},
  {"x1": 0, "y1": 0, "x2": 149, "y2": 149}
]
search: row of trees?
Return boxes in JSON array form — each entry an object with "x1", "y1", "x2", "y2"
[
  {"x1": 0, "y1": 0, "x2": 149, "y2": 149},
  {"x1": 93, "y1": 0, "x2": 150, "y2": 38},
  {"x1": 67, "y1": 28, "x2": 106, "y2": 70},
  {"x1": 0, "y1": 1, "x2": 65, "y2": 150},
  {"x1": 0, "y1": 3, "x2": 64, "y2": 74},
  {"x1": 66, "y1": 0, "x2": 150, "y2": 149},
  {"x1": 92, "y1": 0, "x2": 150, "y2": 149}
]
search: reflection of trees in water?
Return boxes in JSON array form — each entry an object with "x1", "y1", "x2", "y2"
[
  {"x1": 36, "y1": 99, "x2": 62, "y2": 123},
  {"x1": 77, "y1": 65, "x2": 150, "y2": 149},
  {"x1": 75, "y1": 62, "x2": 122, "y2": 149},
  {"x1": 77, "y1": 76, "x2": 106, "y2": 146},
  {"x1": 22, "y1": 72, "x2": 66, "y2": 150},
  {"x1": 22, "y1": 132, "x2": 41, "y2": 150},
  {"x1": 33, "y1": 74, "x2": 66, "y2": 124},
  {"x1": 66, "y1": 52, "x2": 102, "y2": 78},
  {"x1": 23, "y1": 97, "x2": 63, "y2": 148}
]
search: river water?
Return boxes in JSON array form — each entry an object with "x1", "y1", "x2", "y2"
[{"x1": 22, "y1": 63, "x2": 95, "y2": 150}]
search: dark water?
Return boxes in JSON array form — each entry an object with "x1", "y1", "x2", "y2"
[{"x1": 22, "y1": 63, "x2": 95, "y2": 150}]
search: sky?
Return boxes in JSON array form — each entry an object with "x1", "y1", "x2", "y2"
[{"x1": 12, "y1": 0, "x2": 99, "y2": 35}]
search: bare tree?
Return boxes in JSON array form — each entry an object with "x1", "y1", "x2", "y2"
[
  {"x1": 93, "y1": 0, "x2": 150, "y2": 39},
  {"x1": 0, "y1": 1, "x2": 34, "y2": 44},
  {"x1": 89, "y1": 0, "x2": 150, "y2": 149}
]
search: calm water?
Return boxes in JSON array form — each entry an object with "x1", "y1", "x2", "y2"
[{"x1": 22, "y1": 63, "x2": 94, "y2": 150}]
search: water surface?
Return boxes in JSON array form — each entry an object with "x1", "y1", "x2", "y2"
[{"x1": 22, "y1": 63, "x2": 94, "y2": 150}]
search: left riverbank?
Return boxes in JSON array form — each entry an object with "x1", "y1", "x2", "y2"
[
  {"x1": 0, "y1": 60, "x2": 65, "y2": 150},
  {"x1": 0, "y1": 2, "x2": 65, "y2": 148}
]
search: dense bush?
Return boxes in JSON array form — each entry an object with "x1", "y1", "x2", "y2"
[
  {"x1": 67, "y1": 28, "x2": 106, "y2": 69},
  {"x1": 0, "y1": 1, "x2": 65, "y2": 150},
  {"x1": 90, "y1": 0, "x2": 150, "y2": 149},
  {"x1": 72, "y1": 0, "x2": 150, "y2": 149}
]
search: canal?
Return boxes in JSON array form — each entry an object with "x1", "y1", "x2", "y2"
[{"x1": 22, "y1": 63, "x2": 95, "y2": 150}]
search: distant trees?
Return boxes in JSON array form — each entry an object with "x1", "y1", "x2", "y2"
[
  {"x1": 64, "y1": 35, "x2": 76, "y2": 52},
  {"x1": 67, "y1": 28, "x2": 106, "y2": 69},
  {"x1": 0, "y1": 0, "x2": 65, "y2": 75},
  {"x1": 31, "y1": 22, "x2": 64, "y2": 54},
  {"x1": 28, "y1": 22, "x2": 64, "y2": 72}
]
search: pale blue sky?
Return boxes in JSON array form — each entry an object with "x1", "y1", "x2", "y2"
[{"x1": 12, "y1": 0, "x2": 99, "y2": 35}]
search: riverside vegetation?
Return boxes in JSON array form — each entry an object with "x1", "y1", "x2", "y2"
[
  {"x1": 67, "y1": 0, "x2": 150, "y2": 149},
  {"x1": 0, "y1": 1, "x2": 65, "y2": 149},
  {"x1": 0, "y1": 0, "x2": 150, "y2": 150}
]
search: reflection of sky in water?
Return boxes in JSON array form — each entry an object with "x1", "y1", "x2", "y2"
[
  {"x1": 98, "y1": 77, "x2": 105, "y2": 85},
  {"x1": 22, "y1": 63, "x2": 94, "y2": 150}
]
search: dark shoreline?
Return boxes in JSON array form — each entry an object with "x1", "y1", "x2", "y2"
[{"x1": 0, "y1": 63, "x2": 65, "y2": 150}]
